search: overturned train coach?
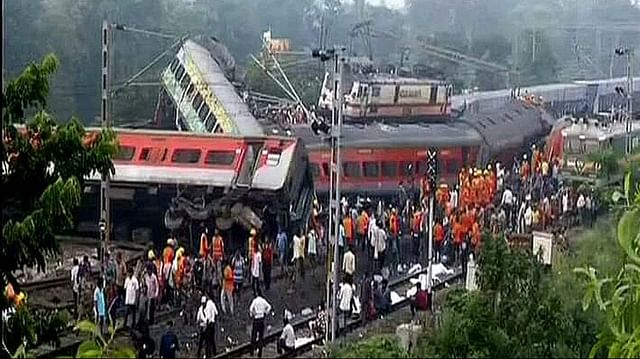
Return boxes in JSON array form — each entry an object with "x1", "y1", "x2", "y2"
[
  {"x1": 81, "y1": 128, "x2": 314, "y2": 240},
  {"x1": 298, "y1": 100, "x2": 554, "y2": 196}
]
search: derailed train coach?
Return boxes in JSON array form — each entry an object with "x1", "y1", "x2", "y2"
[
  {"x1": 80, "y1": 128, "x2": 314, "y2": 241},
  {"x1": 453, "y1": 76, "x2": 640, "y2": 117},
  {"x1": 299, "y1": 100, "x2": 554, "y2": 196}
]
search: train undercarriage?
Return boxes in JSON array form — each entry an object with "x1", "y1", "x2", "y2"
[{"x1": 75, "y1": 181, "x2": 293, "y2": 253}]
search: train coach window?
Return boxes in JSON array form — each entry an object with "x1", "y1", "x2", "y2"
[
  {"x1": 381, "y1": 161, "x2": 397, "y2": 178},
  {"x1": 311, "y1": 163, "x2": 321, "y2": 178},
  {"x1": 180, "y1": 73, "x2": 191, "y2": 89},
  {"x1": 172, "y1": 149, "x2": 201, "y2": 164},
  {"x1": 205, "y1": 150, "x2": 236, "y2": 166},
  {"x1": 115, "y1": 146, "x2": 135, "y2": 161},
  {"x1": 170, "y1": 58, "x2": 179, "y2": 73},
  {"x1": 175, "y1": 65, "x2": 185, "y2": 83},
  {"x1": 204, "y1": 113, "x2": 217, "y2": 132},
  {"x1": 363, "y1": 162, "x2": 379, "y2": 178},
  {"x1": 343, "y1": 162, "x2": 361, "y2": 178},
  {"x1": 372, "y1": 86, "x2": 381, "y2": 97},
  {"x1": 139, "y1": 148, "x2": 152, "y2": 161},
  {"x1": 193, "y1": 94, "x2": 204, "y2": 112},
  {"x1": 322, "y1": 162, "x2": 329, "y2": 177},
  {"x1": 198, "y1": 103, "x2": 210, "y2": 122}
]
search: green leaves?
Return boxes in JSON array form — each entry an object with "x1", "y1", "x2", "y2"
[
  {"x1": 617, "y1": 209, "x2": 640, "y2": 265},
  {"x1": 73, "y1": 320, "x2": 136, "y2": 358},
  {"x1": 575, "y1": 171, "x2": 640, "y2": 358}
]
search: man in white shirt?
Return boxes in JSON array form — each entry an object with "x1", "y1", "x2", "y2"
[
  {"x1": 277, "y1": 312, "x2": 296, "y2": 354},
  {"x1": 123, "y1": 268, "x2": 138, "y2": 328},
  {"x1": 576, "y1": 193, "x2": 586, "y2": 225},
  {"x1": 249, "y1": 291, "x2": 272, "y2": 358},
  {"x1": 342, "y1": 247, "x2": 356, "y2": 284},
  {"x1": 196, "y1": 295, "x2": 218, "y2": 358},
  {"x1": 70, "y1": 258, "x2": 80, "y2": 318},
  {"x1": 501, "y1": 187, "x2": 514, "y2": 230},
  {"x1": 292, "y1": 230, "x2": 305, "y2": 280},
  {"x1": 338, "y1": 281, "x2": 354, "y2": 331},
  {"x1": 374, "y1": 227, "x2": 387, "y2": 272},
  {"x1": 251, "y1": 247, "x2": 262, "y2": 297}
]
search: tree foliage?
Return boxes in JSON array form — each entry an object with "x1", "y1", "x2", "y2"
[
  {"x1": 6, "y1": 0, "x2": 640, "y2": 122},
  {"x1": 421, "y1": 234, "x2": 589, "y2": 358},
  {"x1": 6, "y1": 307, "x2": 71, "y2": 356},
  {"x1": 1, "y1": 54, "x2": 117, "y2": 313},
  {"x1": 330, "y1": 335, "x2": 408, "y2": 359},
  {"x1": 74, "y1": 320, "x2": 136, "y2": 359},
  {"x1": 575, "y1": 172, "x2": 640, "y2": 358}
]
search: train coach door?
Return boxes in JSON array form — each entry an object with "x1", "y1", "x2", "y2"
[{"x1": 235, "y1": 141, "x2": 264, "y2": 188}]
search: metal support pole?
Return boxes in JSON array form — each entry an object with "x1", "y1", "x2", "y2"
[
  {"x1": 100, "y1": 21, "x2": 112, "y2": 267},
  {"x1": 330, "y1": 51, "x2": 344, "y2": 343},
  {"x1": 626, "y1": 51, "x2": 634, "y2": 155},
  {"x1": 426, "y1": 148, "x2": 437, "y2": 309}
]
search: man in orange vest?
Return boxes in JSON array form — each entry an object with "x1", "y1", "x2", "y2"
[
  {"x1": 411, "y1": 207, "x2": 423, "y2": 263},
  {"x1": 434, "y1": 220, "x2": 445, "y2": 262},
  {"x1": 343, "y1": 214, "x2": 354, "y2": 248},
  {"x1": 199, "y1": 225, "x2": 210, "y2": 259},
  {"x1": 471, "y1": 220, "x2": 481, "y2": 251},
  {"x1": 388, "y1": 208, "x2": 401, "y2": 269},
  {"x1": 357, "y1": 210, "x2": 369, "y2": 253},
  {"x1": 212, "y1": 229, "x2": 225, "y2": 284}
]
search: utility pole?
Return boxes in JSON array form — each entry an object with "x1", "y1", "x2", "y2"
[
  {"x1": 426, "y1": 148, "x2": 438, "y2": 309},
  {"x1": 626, "y1": 51, "x2": 634, "y2": 155},
  {"x1": 99, "y1": 21, "x2": 112, "y2": 268},
  {"x1": 616, "y1": 47, "x2": 634, "y2": 155},
  {"x1": 313, "y1": 46, "x2": 344, "y2": 343},
  {"x1": 331, "y1": 53, "x2": 344, "y2": 342}
]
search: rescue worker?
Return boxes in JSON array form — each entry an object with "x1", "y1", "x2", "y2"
[
  {"x1": 220, "y1": 260, "x2": 234, "y2": 315},
  {"x1": 343, "y1": 213, "x2": 354, "y2": 249},
  {"x1": 411, "y1": 207, "x2": 423, "y2": 264},
  {"x1": 232, "y1": 250, "x2": 245, "y2": 300},
  {"x1": 357, "y1": 209, "x2": 369, "y2": 253},
  {"x1": 199, "y1": 225, "x2": 209, "y2": 260},
  {"x1": 434, "y1": 219, "x2": 445, "y2": 262},
  {"x1": 388, "y1": 208, "x2": 400, "y2": 269}
]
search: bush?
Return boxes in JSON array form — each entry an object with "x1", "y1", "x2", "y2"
[{"x1": 330, "y1": 335, "x2": 408, "y2": 358}]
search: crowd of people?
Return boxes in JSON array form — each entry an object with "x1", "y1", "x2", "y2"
[
  {"x1": 64, "y1": 139, "x2": 603, "y2": 358},
  {"x1": 328, "y1": 143, "x2": 601, "y2": 329}
]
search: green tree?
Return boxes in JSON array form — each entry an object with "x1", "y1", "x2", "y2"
[
  {"x1": 331, "y1": 335, "x2": 408, "y2": 358},
  {"x1": 74, "y1": 320, "x2": 136, "y2": 358},
  {"x1": 422, "y1": 233, "x2": 597, "y2": 358},
  {"x1": 1, "y1": 54, "x2": 117, "y2": 355},
  {"x1": 576, "y1": 172, "x2": 640, "y2": 358}
]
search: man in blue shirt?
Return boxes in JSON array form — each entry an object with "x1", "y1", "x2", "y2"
[
  {"x1": 276, "y1": 227, "x2": 288, "y2": 273},
  {"x1": 159, "y1": 321, "x2": 180, "y2": 359},
  {"x1": 93, "y1": 278, "x2": 106, "y2": 335}
]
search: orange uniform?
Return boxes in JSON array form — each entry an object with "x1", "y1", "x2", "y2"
[
  {"x1": 389, "y1": 212, "x2": 400, "y2": 236},
  {"x1": 471, "y1": 221, "x2": 481, "y2": 249},
  {"x1": 434, "y1": 223, "x2": 445, "y2": 244},
  {"x1": 343, "y1": 216, "x2": 354, "y2": 243},
  {"x1": 453, "y1": 220, "x2": 465, "y2": 246},
  {"x1": 357, "y1": 211, "x2": 369, "y2": 236},
  {"x1": 212, "y1": 235, "x2": 224, "y2": 262},
  {"x1": 199, "y1": 232, "x2": 209, "y2": 259}
]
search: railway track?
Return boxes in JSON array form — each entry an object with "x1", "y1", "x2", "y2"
[{"x1": 215, "y1": 267, "x2": 463, "y2": 359}]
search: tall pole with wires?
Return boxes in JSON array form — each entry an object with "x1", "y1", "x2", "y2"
[
  {"x1": 426, "y1": 148, "x2": 438, "y2": 309},
  {"x1": 313, "y1": 46, "x2": 344, "y2": 343},
  {"x1": 99, "y1": 21, "x2": 112, "y2": 268},
  {"x1": 616, "y1": 47, "x2": 634, "y2": 155}
]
